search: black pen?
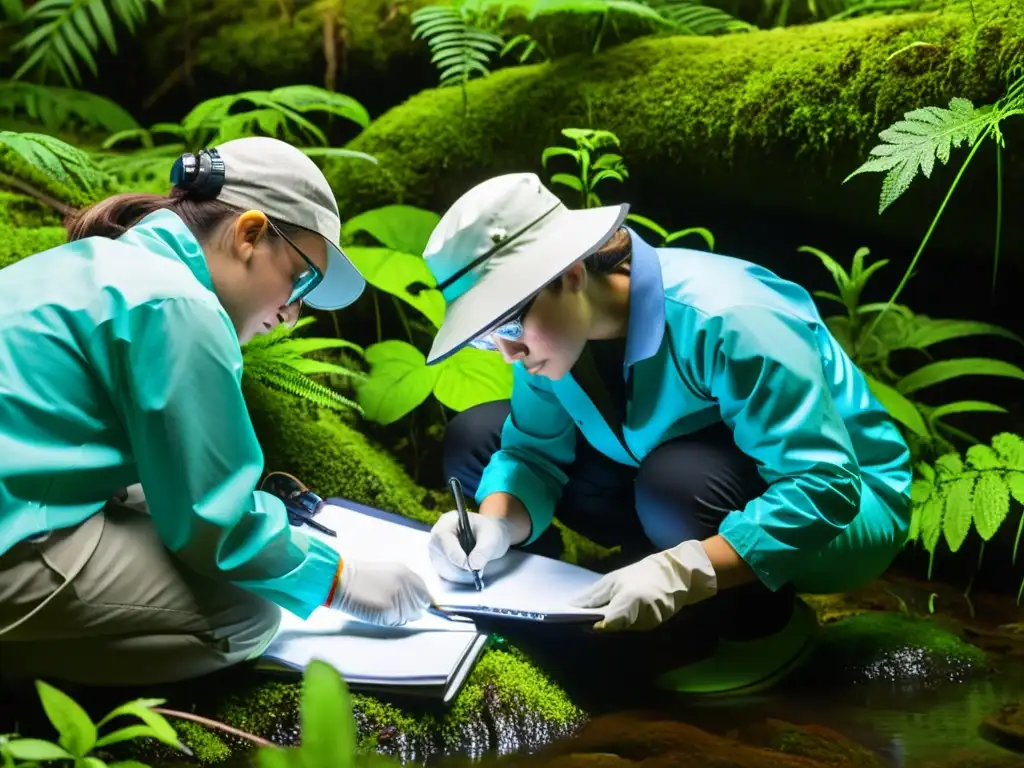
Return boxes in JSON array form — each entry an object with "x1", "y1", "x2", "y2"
[{"x1": 449, "y1": 477, "x2": 484, "y2": 591}]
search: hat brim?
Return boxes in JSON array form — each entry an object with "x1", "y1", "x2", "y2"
[
  {"x1": 303, "y1": 240, "x2": 367, "y2": 311},
  {"x1": 426, "y1": 202, "x2": 629, "y2": 365}
]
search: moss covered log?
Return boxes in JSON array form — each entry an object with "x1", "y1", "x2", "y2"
[{"x1": 323, "y1": 0, "x2": 1024, "y2": 268}]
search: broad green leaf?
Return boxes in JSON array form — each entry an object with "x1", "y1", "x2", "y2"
[
  {"x1": 341, "y1": 205, "x2": 440, "y2": 256},
  {"x1": 916, "y1": 461, "x2": 936, "y2": 483},
  {"x1": 299, "y1": 660, "x2": 355, "y2": 768},
  {"x1": 992, "y1": 433, "x2": 1024, "y2": 470},
  {"x1": 357, "y1": 340, "x2": 440, "y2": 424},
  {"x1": 96, "y1": 701, "x2": 186, "y2": 755},
  {"x1": 918, "y1": 494, "x2": 945, "y2": 553},
  {"x1": 36, "y1": 681, "x2": 96, "y2": 756},
  {"x1": 966, "y1": 443, "x2": 1002, "y2": 470},
  {"x1": 864, "y1": 375, "x2": 928, "y2": 436},
  {"x1": 897, "y1": 358, "x2": 1024, "y2": 394},
  {"x1": 550, "y1": 173, "x2": 583, "y2": 192},
  {"x1": 904, "y1": 318, "x2": 1024, "y2": 349},
  {"x1": 591, "y1": 153, "x2": 624, "y2": 170},
  {"x1": 345, "y1": 246, "x2": 446, "y2": 328},
  {"x1": 4, "y1": 739, "x2": 73, "y2": 761},
  {"x1": 942, "y1": 475, "x2": 975, "y2": 553},
  {"x1": 972, "y1": 473, "x2": 1010, "y2": 541},
  {"x1": 541, "y1": 146, "x2": 580, "y2": 169},
  {"x1": 83, "y1": 757, "x2": 107, "y2": 768},
  {"x1": 433, "y1": 346, "x2": 513, "y2": 411}
]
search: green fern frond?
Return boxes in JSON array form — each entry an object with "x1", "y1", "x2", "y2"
[
  {"x1": 0, "y1": 81, "x2": 139, "y2": 133},
  {"x1": 241, "y1": 318, "x2": 365, "y2": 414},
  {"x1": 411, "y1": 5, "x2": 504, "y2": 89},
  {"x1": 248, "y1": 365, "x2": 363, "y2": 414},
  {"x1": 10, "y1": 0, "x2": 166, "y2": 86},
  {"x1": 643, "y1": 0, "x2": 753, "y2": 34},
  {"x1": 0, "y1": 130, "x2": 108, "y2": 193},
  {"x1": 911, "y1": 433, "x2": 1024, "y2": 562},
  {"x1": 845, "y1": 97, "x2": 992, "y2": 213}
]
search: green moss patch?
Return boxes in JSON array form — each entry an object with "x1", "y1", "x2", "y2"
[
  {"x1": 806, "y1": 611, "x2": 992, "y2": 685},
  {"x1": 325, "y1": 0, "x2": 1024, "y2": 260}
]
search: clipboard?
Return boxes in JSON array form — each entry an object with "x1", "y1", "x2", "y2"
[{"x1": 431, "y1": 604, "x2": 604, "y2": 624}]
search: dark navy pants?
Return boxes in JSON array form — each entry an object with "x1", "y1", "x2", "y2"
[{"x1": 442, "y1": 400, "x2": 794, "y2": 641}]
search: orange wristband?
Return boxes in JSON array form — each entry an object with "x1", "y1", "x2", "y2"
[{"x1": 324, "y1": 557, "x2": 344, "y2": 607}]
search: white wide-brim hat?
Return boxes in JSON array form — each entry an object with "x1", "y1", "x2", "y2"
[{"x1": 422, "y1": 173, "x2": 629, "y2": 365}]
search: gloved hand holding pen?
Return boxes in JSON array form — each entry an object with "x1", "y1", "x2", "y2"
[{"x1": 428, "y1": 509, "x2": 516, "y2": 585}]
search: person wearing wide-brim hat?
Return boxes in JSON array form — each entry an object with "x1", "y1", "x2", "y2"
[
  {"x1": 422, "y1": 172, "x2": 913, "y2": 695},
  {"x1": 0, "y1": 136, "x2": 433, "y2": 687}
]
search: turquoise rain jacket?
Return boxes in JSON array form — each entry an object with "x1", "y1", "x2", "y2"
[
  {"x1": 475, "y1": 229, "x2": 913, "y2": 594},
  {"x1": 0, "y1": 209, "x2": 339, "y2": 619}
]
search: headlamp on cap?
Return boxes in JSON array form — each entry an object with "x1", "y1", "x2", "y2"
[{"x1": 170, "y1": 149, "x2": 226, "y2": 200}]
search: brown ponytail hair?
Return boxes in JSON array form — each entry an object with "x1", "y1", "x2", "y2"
[{"x1": 65, "y1": 188, "x2": 245, "y2": 242}]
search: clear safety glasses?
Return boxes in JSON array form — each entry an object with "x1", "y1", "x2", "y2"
[
  {"x1": 469, "y1": 294, "x2": 538, "y2": 351},
  {"x1": 267, "y1": 219, "x2": 324, "y2": 306}
]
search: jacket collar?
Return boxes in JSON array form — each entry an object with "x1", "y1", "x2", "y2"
[
  {"x1": 622, "y1": 226, "x2": 666, "y2": 371},
  {"x1": 118, "y1": 209, "x2": 215, "y2": 293}
]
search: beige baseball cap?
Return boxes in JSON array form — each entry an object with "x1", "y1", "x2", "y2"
[{"x1": 171, "y1": 136, "x2": 366, "y2": 310}]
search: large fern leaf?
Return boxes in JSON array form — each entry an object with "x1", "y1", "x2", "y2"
[
  {"x1": 241, "y1": 317, "x2": 365, "y2": 414},
  {"x1": 0, "y1": 130, "x2": 108, "y2": 193},
  {"x1": 0, "y1": 81, "x2": 138, "y2": 133},
  {"x1": 845, "y1": 97, "x2": 991, "y2": 213},
  {"x1": 643, "y1": 0, "x2": 753, "y2": 33},
  {"x1": 411, "y1": 5, "x2": 504, "y2": 88},
  {"x1": 10, "y1": 0, "x2": 166, "y2": 86}
]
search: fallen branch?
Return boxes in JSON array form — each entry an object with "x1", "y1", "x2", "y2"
[
  {"x1": 0, "y1": 172, "x2": 75, "y2": 217},
  {"x1": 152, "y1": 707, "x2": 273, "y2": 748}
]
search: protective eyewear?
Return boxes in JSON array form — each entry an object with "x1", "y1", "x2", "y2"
[
  {"x1": 267, "y1": 219, "x2": 324, "y2": 305},
  {"x1": 469, "y1": 294, "x2": 537, "y2": 351}
]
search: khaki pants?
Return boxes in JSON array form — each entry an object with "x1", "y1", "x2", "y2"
[{"x1": 0, "y1": 486, "x2": 281, "y2": 686}]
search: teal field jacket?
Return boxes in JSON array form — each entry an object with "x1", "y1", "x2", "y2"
[
  {"x1": 476, "y1": 229, "x2": 914, "y2": 594},
  {"x1": 0, "y1": 209, "x2": 338, "y2": 619}
]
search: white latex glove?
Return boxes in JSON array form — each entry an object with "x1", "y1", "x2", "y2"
[
  {"x1": 328, "y1": 559, "x2": 432, "y2": 626},
  {"x1": 428, "y1": 510, "x2": 515, "y2": 584},
  {"x1": 569, "y1": 540, "x2": 718, "y2": 631}
]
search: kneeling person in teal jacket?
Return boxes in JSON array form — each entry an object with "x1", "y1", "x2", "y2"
[
  {"x1": 423, "y1": 173, "x2": 913, "y2": 694},
  {"x1": 0, "y1": 137, "x2": 432, "y2": 687}
]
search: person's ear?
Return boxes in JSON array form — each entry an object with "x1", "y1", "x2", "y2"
[
  {"x1": 231, "y1": 210, "x2": 270, "y2": 264},
  {"x1": 563, "y1": 261, "x2": 588, "y2": 293}
]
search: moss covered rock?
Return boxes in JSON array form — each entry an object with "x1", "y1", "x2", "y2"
[
  {"x1": 102, "y1": 0, "x2": 681, "y2": 122},
  {"x1": 805, "y1": 611, "x2": 992, "y2": 685},
  {"x1": 244, "y1": 378, "x2": 446, "y2": 525},
  {"x1": 130, "y1": 645, "x2": 584, "y2": 764},
  {"x1": 324, "y1": 0, "x2": 1024, "y2": 265}
]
